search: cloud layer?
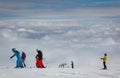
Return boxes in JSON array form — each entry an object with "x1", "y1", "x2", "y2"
[
  {"x1": 0, "y1": 20, "x2": 120, "y2": 67},
  {"x1": 0, "y1": 0, "x2": 120, "y2": 68}
]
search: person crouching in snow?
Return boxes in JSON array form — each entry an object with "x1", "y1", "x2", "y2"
[
  {"x1": 101, "y1": 53, "x2": 108, "y2": 69},
  {"x1": 10, "y1": 48, "x2": 23, "y2": 68},
  {"x1": 36, "y1": 49, "x2": 45, "y2": 68}
]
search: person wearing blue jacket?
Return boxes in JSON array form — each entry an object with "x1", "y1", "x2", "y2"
[{"x1": 10, "y1": 48, "x2": 23, "y2": 68}]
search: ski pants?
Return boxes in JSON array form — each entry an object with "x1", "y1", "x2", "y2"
[
  {"x1": 103, "y1": 62, "x2": 107, "y2": 69},
  {"x1": 36, "y1": 59, "x2": 44, "y2": 68},
  {"x1": 16, "y1": 58, "x2": 23, "y2": 67}
]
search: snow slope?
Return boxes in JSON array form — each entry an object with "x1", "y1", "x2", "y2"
[{"x1": 0, "y1": 66, "x2": 120, "y2": 78}]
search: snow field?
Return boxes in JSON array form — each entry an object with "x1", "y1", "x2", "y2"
[{"x1": 0, "y1": 66, "x2": 120, "y2": 78}]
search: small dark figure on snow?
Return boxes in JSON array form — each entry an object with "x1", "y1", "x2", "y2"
[
  {"x1": 10, "y1": 48, "x2": 23, "y2": 68},
  {"x1": 101, "y1": 53, "x2": 108, "y2": 69},
  {"x1": 59, "y1": 63, "x2": 67, "y2": 68},
  {"x1": 22, "y1": 52, "x2": 26, "y2": 67},
  {"x1": 71, "y1": 61, "x2": 74, "y2": 68},
  {"x1": 36, "y1": 49, "x2": 45, "y2": 68}
]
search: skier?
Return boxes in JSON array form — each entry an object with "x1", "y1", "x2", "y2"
[
  {"x1": 10, "y1": 48, "x2": 23, "y2": 68},
  {"x1": 35, "y1": 49, "x2": 45, "y2": 68},
  {"x1": 101, "y1": 53, "x2": 108, "y2": 69},
  {"x1": 22, "y1": 52, "x2": 26, "y2": 67}
]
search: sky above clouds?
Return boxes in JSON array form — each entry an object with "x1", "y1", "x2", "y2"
[
  {"x1": 0, "y1": 0, "x2": 120, "y2": 19},
  {"x1": 0, "y1": 0, "x2": 120, "y2": 68}
]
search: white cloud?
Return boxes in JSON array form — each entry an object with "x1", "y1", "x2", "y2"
[
  {"x1": 0, "y1": 4, "x2": 120, "y2": 67},
  {"x1": 1, "y1": 29, "x2": 17, "y2": 41},
  {"x1": 102, "y1": 38, "x2": 117, "y2": 46},
  {"x1": 0, "y1": 20, "x2": 81, "y2": 28},
  {"x1": 18, "y1": 28, "x2": 27, "y2": 32},
  {"x1": 17, "y1": 28, "x2": 37, "y2": 33},
  {"x1": 27, "y1": 29, "x2": 38, "y2": 33},
  {"x1": 0, "y1": 23, "x2": 120, "y2": 67}
]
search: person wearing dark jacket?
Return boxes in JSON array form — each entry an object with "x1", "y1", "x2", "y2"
[
  {"x1": 22, "y1": 52, "x2": 26, "y2": 67},
  {"x1": 36, "y1": 49, "x2": 45, "y2": 68}
]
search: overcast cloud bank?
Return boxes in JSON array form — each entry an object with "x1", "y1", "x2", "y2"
[{"x1": 0, "y1": 0, "x2": 120, "y2": 68}]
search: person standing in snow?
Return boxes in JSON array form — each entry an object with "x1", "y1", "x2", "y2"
[
  {"x1": 101, "y1": 53, "x2": 108, "y2": 69},
  {"x1": 71, "y1": 61, "x2": 74, "y2": 68},
  {"x1": 35, "y1": 49, "x2": 45, "y2": 68},
  {"x1": 22, "y1": 52, "x2": 26, "y2": 67},
  {"x1": 10, "y1": 48, "x2": 23, "y2": 68}
]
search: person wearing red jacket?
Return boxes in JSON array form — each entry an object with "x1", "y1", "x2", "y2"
[{"x1": 36, "y1": 49, "x2": 45, "y2": 68}]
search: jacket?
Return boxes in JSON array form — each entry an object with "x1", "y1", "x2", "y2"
[{"x1": 103, "y1": 55, "x2": 108, "y2": 62}]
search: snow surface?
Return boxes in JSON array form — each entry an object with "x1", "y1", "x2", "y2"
[{"x1": 0, "y1": 65, "x2": 120, "y2": 78}]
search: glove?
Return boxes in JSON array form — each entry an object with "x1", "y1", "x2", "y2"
[{"x1": 10, "y1": 56, "x2": 12, "y2": 59}]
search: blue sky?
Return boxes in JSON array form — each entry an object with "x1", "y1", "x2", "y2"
[
  {"x1": 0, "y1": 0, "x2": 120, "y2": 27},
  {"x1": 0, "y1": 0, "x2": 120, "y2": 20}
]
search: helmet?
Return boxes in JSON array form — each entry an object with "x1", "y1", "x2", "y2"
[
  {"x1": 12, "y1": 48, "x2": 16, "y2": 51},
  {"x1": 104, "y1": 53, "x2": 107, "y2": 56}
]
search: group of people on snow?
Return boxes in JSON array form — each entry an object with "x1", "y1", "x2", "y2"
[
  {"x1": 10, "y1": 48, "x2": 27, "y2": 68},
  {"x1": 10, "y1": 48, "x2": 45, "y2": 68},
  {"x1": 10, "y1": 48, "x2": 108, "y2": 69}
]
